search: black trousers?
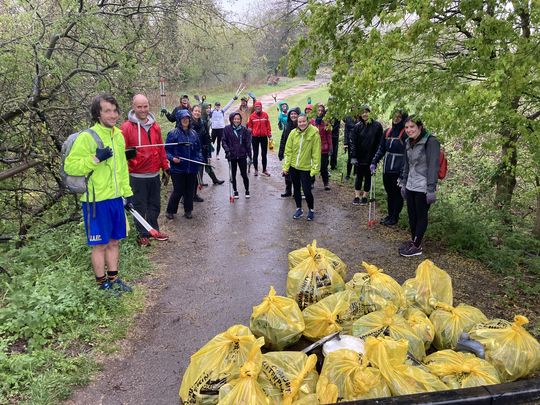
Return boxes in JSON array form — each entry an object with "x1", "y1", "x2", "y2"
[
  {"x1": 230, "y1": 158, "x2": 249, "y2": 192},
  {"x1": 289, "y1": 166, "x2": 314, "y2": 210},
  {"x1": 406, "y1": 189, "x2": 431, "y2": 247},
  {"x1": 167, "y1": 172, "x2": 197, "y2": 214},
  {"x1": 252, "y1": 136, "x2": 268, "y2": 172},
  {"x1": 320, "y1": 153, "x2": 330, "y2": 186},
  {"x1": 346, "y1": 147, "x2": 357, "y2": 177},
  {"x1": 283, "y1": 173, "x2": 292, "y2": 194},
  {"x1": 211, "y1": 128, "x2": 223, "y2": 156},
  {"x1": 130, "y1": 175, "x2": 161, "y2": 237},
  {"x1": 354, "y1": 164, "x2": 371, "y2": 192},
  {"x1": 383, "y1": 173, "x2": 404, "y2": 221},
  {"x1": 330, "y1": 136, "x2": 339, "y2": 169}
]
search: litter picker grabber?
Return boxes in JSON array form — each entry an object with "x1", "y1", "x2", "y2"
[
  {"x1": 133, "y1": 141, "x2": 191, "y2": 149},
  {"x1": 196, "y1": 171, "x2": 203, "y2": 191},
  {"x1": 234, "y1": 82, "x2": 246, "y2": 98},
  {"x1": 176, "y1": 157, "x2": 215, "y2": 168},
  {"x1": 159, "y1": 77, "x2": 166, "y2": 116},
  {"x1": 368, "y1": 173, "x2": 377, "y2": 228},
  {"x1": 227, "y1": 160, "x2": 235, "y2": 204},
  {"x1": 125, "y1": 205, "x2": 160, "y2": 239}
]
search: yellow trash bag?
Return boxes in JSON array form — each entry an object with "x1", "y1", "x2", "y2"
[
  {"x1": 180, "y1": 325, "x2": 262, "y2": 405},
  {"x1": 352, "y1": 304, "x2": 426, "y2": 360},
  {"x1": 364, "y1": 336, "x2": 448, "y2": 396},
  {"x1": 429, "y1": 302, "x2": 487, "y2": 350},
  {"x1": 288, "y1": 240, "x2": 347, "y2": 278},
  {"x1": 345, "y1": 261, "x2": 406, "y2": 311},
  {"x1": 258, "y1": 351, "x2": 319, "y2": 405},
  {"x1": 302, "y1": 290, "x2": 368, "y2": 340},
  {"x1": 287, "y1": 248, "x2": 345, "y2": 310},
  {"x1": 317, "y1": 349, "x2": 391, "y2": 402},
  {"x1": 469, "y1": 315, "x2": 540, "y2": 382},
  {"x1": 402, "y1": 259, "x2": 453, "y2": 315},
  {"x1": 250, "y1": 286, "x2": 305, "y2": 350},
  {"x1": 403, "y1": 307, "x2": 435, "y2": 351},
  {"x1": 217, "y1": 337, "x2": 270, "y2": 405},
  {"x1": 424, "y1": 349, "x2": 501, "y2": 389}
]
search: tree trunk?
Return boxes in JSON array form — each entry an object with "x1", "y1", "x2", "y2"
[
  {"x1": 494, "y1": 128, "x2": 518, "y2": 212},
  {"x1": 534, "y1": 175, "x2": 540, "y2": 239}
]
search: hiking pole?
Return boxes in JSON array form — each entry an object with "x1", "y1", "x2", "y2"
[
  {"x1": 159, "y1": 77, "x2": 166, "y2": 116},
  {"x1": 125, "y1": 205, "x2": 160, "y2": 239},
  {"x1": 368, "y1": 173, "x2": 377, "y2": 228},
  {"x1": 134, "y1": 142, "x2": 191, "y2": 149},
  {"x1": 228, "y1": 160, "x2": 234, "y2": 204}
]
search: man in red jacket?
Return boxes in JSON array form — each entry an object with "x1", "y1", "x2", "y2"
[
  {"x1": 120, "y1": 94, "x2": 170, "y2": 246},
  {"x1": 247, "y1": 100, "x2": 272, "y2": 176}
]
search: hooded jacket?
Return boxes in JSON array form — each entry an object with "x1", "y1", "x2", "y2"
[
  {"x1": 278, "y1": 107, "x2": 301, "y2": 161},
  {"x1": 165, "y1": 110, "x2": 204, "y2": 174},
  {"x1": 350, "y1": 118, "x2": 383, "y2": 165},
  {"x1": 247, "y1": 101, "x2": 271, "y2": 137},
  {"x1": 210, "y1": 97, "x2": 235, "y2": 129},
  {"x1": 64, "y1": 123, "x2": 133, "y2": 202},
  {"x1": 282, "y1": 123, "x2": 321, "y2": 177},
  {"x1": 401, "y1": 132, "x2": 440, "y2": 193},
  {"x1": 120, "y1": 111, "x2": 169, "y2": 177},
  {"x1": 191, "y1": 116, "x2": 211, "y2": 161},
  {"x1": 310, "y1": 112, "x2": 333, "y2": 155},
  {"x1": 371, "y1": 112, "x2": 409, "y2": 174},
  {"x1": 222, "y1": 112, "x2": 252, "y2": 160},
  {"x1": 277, "y1": 101, "x2": 289, "y2": 131}
]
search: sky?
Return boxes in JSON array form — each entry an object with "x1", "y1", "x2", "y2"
[{"x1": 218, "y1": 0, "x2": 257, "y2": 21}]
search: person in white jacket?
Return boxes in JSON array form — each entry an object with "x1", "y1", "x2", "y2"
[{"x1": 210, "y1": 96, "x2": 236, "y2": 159}]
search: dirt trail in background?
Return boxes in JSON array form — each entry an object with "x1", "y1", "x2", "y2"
[{"x1": 67, "y1": 81, "x2": 537, "y2": 405}]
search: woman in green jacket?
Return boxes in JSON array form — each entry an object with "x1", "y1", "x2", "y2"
[{"x1": 282, "y1": 114, "x2": 321, "y2": 221}]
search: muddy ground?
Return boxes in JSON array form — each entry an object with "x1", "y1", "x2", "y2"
[{"x1": 68, "y1": 84, "x2": 538, "y2": 405}]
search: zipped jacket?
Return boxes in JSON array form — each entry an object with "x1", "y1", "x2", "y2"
[
  {"x1": 120, "y1": 111, "x2": 169, "y2": 176},
  {"x1": 191, "y1": 118, "x2": 211, "y2": 161},
  {"x1": 400, "y1": 132, "x2": 440, "y2": 193},
  {"x1": 371, "y1": 124, "x2": 408, "y2": 174},
  {"x1": 310, "y1": 118, "x2": 333, "y2": 154},
  {"x1": 277, "y1": 101, "x2": 289, "y2": 130},
  {"x1": 222, "y1": 115, "x2": 252, "y2": 160},
  {"x1": 247, "y1": 102, "x2": 272, "y2": 137},
  {"x1": 278, "y1": 107, "x2": 301, "y2": 161},
  {"x1": 350, "y1": 119, "x2": 383, "y2": 165},
  {"x1": 282, "y1": 124, "x2": 321, "y2": 177},
  {"x1": 165, "y1": 126, "x2": 203, "y2": 174},
  {"x1": 64, "y1": 123, "x2": 133, "y2": 202}
]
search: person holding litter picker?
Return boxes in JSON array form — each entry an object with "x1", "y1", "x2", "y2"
[
  {"x1": 278, "y1": 106, "x2": 301, "y2": 197},
  {"x1": 120, "y1": 94, "x2": 170, "y2": 247},
  {"x1": 282, "y1": 114, "x2": 321, "y2": 221},
  {"x1": 398, "y1": 115, "x2": 440, "y2": 257},
  {"x1": 64, "y1": 94, "x2": 133, "y2": 295},
  {"x1": 222, "y1": 112, "x2": 252, "y2": 199},
  {"x1": 370, "y1": 108, "x2": 408, "y2": 226},
  {"x1": 161, "y1": 94, "x2": 191, "y2": 123},
  {"x1": 165, "y1": 110, "x2": 204, "y2": 219}
]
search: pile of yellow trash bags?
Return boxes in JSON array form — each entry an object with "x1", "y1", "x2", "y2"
[{"x1": 180, "y1": 240, "x2": 540, "y2": 404}]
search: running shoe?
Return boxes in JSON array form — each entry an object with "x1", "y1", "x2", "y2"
[{"x1": 293, "y1": 208, "x2": 303, "y2": 219}]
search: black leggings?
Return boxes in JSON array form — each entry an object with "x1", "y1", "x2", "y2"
[
  {"x1": 330, "y1": 137, "x2": 339, "y2": 169},
  {"x1": 289, "y1": 166, "x2": 314, "y2": 210},
  {"x1": 354, "y1": 164, "x2": 371, "y2": 192},
  {"x1": 320, "y1": 153, "x2": 330, "y2": 185},
  {"x1": 167, "y1": 172, "x2": 197, "y2": 214},
  {"x1": 229, "y1": 158, "x2": 249, "y2": 192},
  {"x1": 211, "y1": 128, "x2": 223, "y2": 156},
  {"x1": 252, "y1": 137, "x2": 268, "y2": 172},
  {"x1": 383, "y1": 173, "x2": 404, "y2": 221},
  {"x1": 406, "y1": 189, "x2": 431, "y2": 247}
]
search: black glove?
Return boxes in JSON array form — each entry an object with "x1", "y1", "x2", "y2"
[
  {"x1": 124, "y1": 196, "x2": 135, "y2": 210},
  {"x1": 125, "y1": 147, "x2": 137, "y2": 160},
  {"x1": 96, "y1": 146, "x2": 113, "y2": 162},
  {"x1": 350, "y1": 158, "x2": 358, "y2": 166},
  {"x1": 160, "y1": 108, "x2": 167, "y2": 116},
  {"x1": 225, "y1": 151, "x2": 231, "y2": 160},
  {"x1": 233, "y1": 96, "x2": 238, "y2": 100}
]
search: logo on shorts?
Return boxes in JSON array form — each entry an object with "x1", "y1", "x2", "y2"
[{"x1": 89, "y1": 235, "x2": 102, "y2": 242}]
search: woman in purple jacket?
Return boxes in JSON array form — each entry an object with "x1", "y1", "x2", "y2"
[{"x1": 222, "y1": 112, "x2": 252, "y2": 199}]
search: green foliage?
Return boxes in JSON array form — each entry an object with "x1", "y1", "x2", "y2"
[{"x1": 0, "y1": 220, "x2": 149, "y2": 403}]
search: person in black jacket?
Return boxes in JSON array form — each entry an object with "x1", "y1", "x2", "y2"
[
  {"x1": 350, "y1": 105, "x2": 383, "y2": 205},
  {"x1": 370, "y1": 109, "x2": 408, "y2": 225},
  {"x1": 278, "y1": 107, "x2": 301, "y2": 197},
  {"x1": 343, "y1": 113, "x2": 361, "y2": 180},
  {"x1": 161, "y1": 94, "x2": 191, "y2": 123}
]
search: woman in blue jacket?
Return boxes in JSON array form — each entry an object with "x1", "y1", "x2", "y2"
[{"x1": 165, "y1": 110, "x2": 204, "y2": 219}]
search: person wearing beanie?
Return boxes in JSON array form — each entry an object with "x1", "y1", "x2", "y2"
[
  {"x1": 222, "y1": 112, "x2": 252, "y2": 198},
  {"x1": 162, "y1": 94, "x2": 191, "y2": 123},
  {"x1": 278, "y1": 106, "x2": 301, "y2": 197},
  {"x1": 350, "y1": 104, "x2": 383, "y2": 206},
  {"x1": 282, "y1": 114, "x2": 321, "y2": 221},
  {"x1": 310, "y1": 104, "x2": 333, "y2": 190},
  {"x1": 236, "y1": 96, "x2": 255, "y2": 126},
  {"x1": 370, "y1": 108, "x2": 409, "y2": 225},
  {"x1": 247, "y1": 100, "x2": 272, "y2": 176},
  {"x1": 164, "y1": 109, "x2": 204, "y2": 219}
]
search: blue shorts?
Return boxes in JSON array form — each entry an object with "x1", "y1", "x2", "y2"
[{"x1": 82, "y1": 197, "x2": 127, "y2": 245}]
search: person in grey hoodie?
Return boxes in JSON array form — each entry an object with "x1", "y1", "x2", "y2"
[
  {"x1": 398, "y1": 115, "x2": 440, "y2": 257},
  {"x1": 120, "y1": 94, "x2": 170, "y2": 246}
]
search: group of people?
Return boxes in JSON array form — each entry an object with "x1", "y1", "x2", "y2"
[{"x1": 63, "y1": 90, "x2": 440, "y2": 296}]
